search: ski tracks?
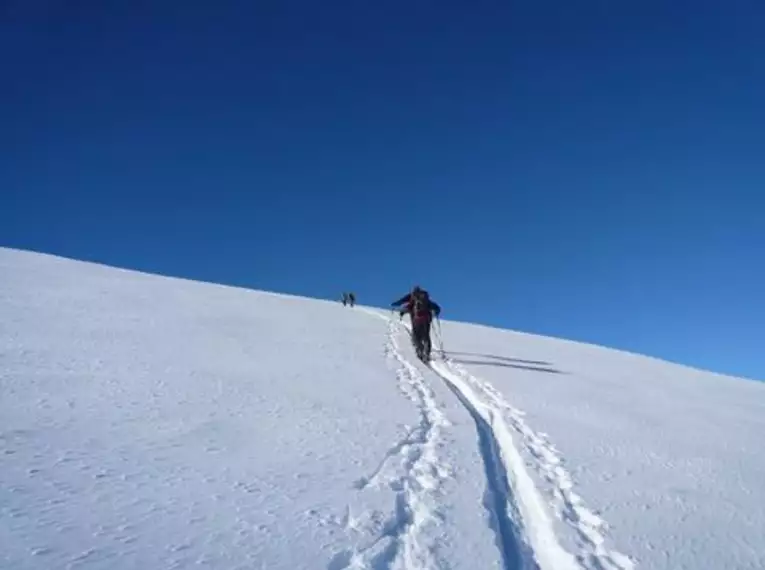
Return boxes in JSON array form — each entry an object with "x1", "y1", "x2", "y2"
[
  {"x1": 431, "y1": 357, "x2": 635, "y2": 570},
  {"x1": 331, "y1": 316, "x2": 451, "y2": 570},
  {"x1": 339, "y1": 311, "x2": 635, "y2": 570}
]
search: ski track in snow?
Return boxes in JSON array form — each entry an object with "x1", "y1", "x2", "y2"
[
  {"x1": 379, "y1": 313, "x2": 633, "y2": 570},
  {"x1": 430, "y1": 354, "x2": 635, "y2": 570},
  {"x1": 330, "y1": 314, "x2": 451, "y2": 570}
]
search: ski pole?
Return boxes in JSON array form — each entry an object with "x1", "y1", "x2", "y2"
[{"x1": 436, "y1": 317, "x2": 445, "y2": 355}]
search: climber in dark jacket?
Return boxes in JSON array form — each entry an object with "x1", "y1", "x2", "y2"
[{"x1": 391, "y1": 286, "x2": 441, "y2": 361}]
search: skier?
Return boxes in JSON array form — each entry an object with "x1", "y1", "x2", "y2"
[
  {"x1": 348, "y1": 292, "x2": 356, "y2": 307},
  {"x1": 391, "y1": 286, "x2": 441, "y2": 361},
  {"x1": 341, "y1": 292, "x2": 349, "y2": 307}
]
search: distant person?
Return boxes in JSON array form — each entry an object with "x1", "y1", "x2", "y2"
[
  {"x1": 391, "y1": 285, "x2": 441, "y2": 361},
  {"x1": 341, "y1": 292, "x2": 349, "y2": 307},
  {"x1": 348, "y1": 292, "x2": 356, "y2": 307}
]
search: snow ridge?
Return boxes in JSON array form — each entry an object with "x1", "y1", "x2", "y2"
[
  {"x1": 331, "y1": 316, "x2": 450, "y2": 569},
  {"x1": 435, "y1": 357, "x2": 635, "y2": 570},
  {"x1": 436, "y1": 365, "x2": 536, "y2": 570},
  {"x1": 429, "y1": 360, "x2": 578, "y2": 570}
]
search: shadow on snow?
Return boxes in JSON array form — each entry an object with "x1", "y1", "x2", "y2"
[
  {"x1": 439, "y1": 352, "x2": 563, "y2": 375},
  {"x1": 442, "y1": 351, "x2": 552, "y2": 367}
]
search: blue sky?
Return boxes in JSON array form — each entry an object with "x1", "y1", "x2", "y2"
[{"x1": 2, "y1": 1, "x2": 763, "y2": 380}]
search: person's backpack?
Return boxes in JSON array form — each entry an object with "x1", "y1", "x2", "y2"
[{"x1": 410, "y1": 289, "x2": 431, "y2": 321}]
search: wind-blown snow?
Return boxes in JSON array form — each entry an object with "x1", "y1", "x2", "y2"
[{"x1": 1, "y1": 247, "x2": 764, "y2": 570}]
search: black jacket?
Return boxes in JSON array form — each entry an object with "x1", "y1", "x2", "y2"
[{"x1": 391, "y1": 291, "x2": 441, "y2": 320}]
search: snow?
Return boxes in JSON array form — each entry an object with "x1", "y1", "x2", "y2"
[{"x1": 2, "y1": 247, "x2": 765, "y2": 570}]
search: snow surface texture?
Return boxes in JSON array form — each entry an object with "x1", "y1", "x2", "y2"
[{"x1": 2, "y1": 248, "x2": 765, "y2": 570}]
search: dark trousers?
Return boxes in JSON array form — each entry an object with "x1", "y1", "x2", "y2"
[{"x1": 412, "y1": 319, "x2": 432, "y2": 357}]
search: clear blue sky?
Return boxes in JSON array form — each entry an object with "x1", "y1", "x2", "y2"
[{"x1": 2, "y1": 1, "x2": 763, "y2": 380}]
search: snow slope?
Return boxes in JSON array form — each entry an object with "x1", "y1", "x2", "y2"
[{"x1": 2, "y1": 247, "x2": 764, "y2": 570}]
